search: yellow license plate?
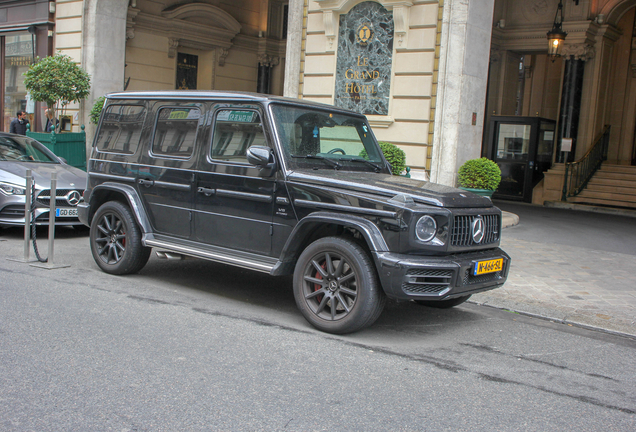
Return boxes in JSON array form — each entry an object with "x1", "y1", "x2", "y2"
[{"x1": 473, "y1": 258, "x2": 503, "y2": 276}]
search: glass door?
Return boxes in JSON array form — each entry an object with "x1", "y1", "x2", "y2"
[{"x1": 493, "y1": 122, "x2": 533, "y2": 200}]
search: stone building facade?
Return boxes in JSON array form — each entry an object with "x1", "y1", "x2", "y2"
[{"x1": 1, "y1": 0, "x2": 634, "y2": 188}]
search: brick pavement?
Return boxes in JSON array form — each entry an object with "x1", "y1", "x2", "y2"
[{"x1": 471, "y1": 233, "x2": 636, "y2": 338}]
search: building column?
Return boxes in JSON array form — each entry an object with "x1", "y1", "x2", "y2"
[
  {"x1": 283, "y1": 0, "x2": 304, "y2": 98},
  {"x1": 556, "y1": 58, "x2": 585, "y2": 163},
  {"x1": 81, "y1": 0, "x2": 129, "y2": 143},
  {"x1": 430, "y1": 0, "x2": 495, "y2": 187},
  {"x1": 555, "y1": 44, "x2": 594, "y2": 163}
]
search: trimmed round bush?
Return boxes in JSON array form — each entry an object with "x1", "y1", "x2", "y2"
[
  {"x1": 361, "y1": 141, "x2": 406, "y2": 175},
  {"x1": 457, "y1": 157, "x2": 501, "y2": 191}
]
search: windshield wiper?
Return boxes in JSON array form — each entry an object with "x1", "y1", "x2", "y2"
[
  {"x1": 342, "y1": 158, "x2": 382, "y2": 172},
  {"x1": 291, "y1": 154, "x2": 341, "y2": 169}
]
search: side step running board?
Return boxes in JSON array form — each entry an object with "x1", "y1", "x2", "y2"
[{"x1": 144, "y1": 236, "x2": 277, "y2": 274}]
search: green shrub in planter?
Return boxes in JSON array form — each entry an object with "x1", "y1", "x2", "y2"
[
  {"x1": 360, "y1": 141, "x2": 406, "y2": 175},
  {"x1": 457, "y1": 157, "x2": 501, "y2": 191},
  {"x1": 90, "y1": 96, "x2": 106, "y2": 125}
]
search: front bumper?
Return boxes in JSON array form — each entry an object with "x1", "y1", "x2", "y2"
[
  {"x1": 373, "y1": 248, "x2": 510, "y2": 301},
  {"x1": 0, "y1": 205, "x2": 83, "y2": 227}
]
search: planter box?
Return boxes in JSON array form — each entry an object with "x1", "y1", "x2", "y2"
[{"x1": 27, "y1": 126, "x2": 86, "y2": 171}]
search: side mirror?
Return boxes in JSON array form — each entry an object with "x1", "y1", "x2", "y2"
[{"x1": 246, "y1": 146, "x2": 276, "y2": 176}]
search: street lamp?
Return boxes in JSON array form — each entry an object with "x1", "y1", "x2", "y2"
[{"x1": 547, "y1": 1, "x2": 567, "y2": 62}]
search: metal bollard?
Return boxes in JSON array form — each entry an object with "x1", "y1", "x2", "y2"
[
  {"x1": 47, "y1": 172, "x2": 57, "y2": 264},
  {"x1": 24, "y1": 170, "x2": 33, "y2": 261},
  {"x1": 30, "y1": 172, "x2": 70, "y2": 270}
]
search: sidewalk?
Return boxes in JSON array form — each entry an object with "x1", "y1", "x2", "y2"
[{"x1": 472, "y1": 208, "x2": 636, "y2": 338}]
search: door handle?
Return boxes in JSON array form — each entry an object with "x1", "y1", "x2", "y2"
[
  {"x1": 197, "y1": 187, "x2": 216, "y2": 197},
  {"x1": 138, "y1": 178, "x2": 154, "y2": 187}
]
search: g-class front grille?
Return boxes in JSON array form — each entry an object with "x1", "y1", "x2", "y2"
[
  {"x1": 451, "y1": 214, "x2": 499, "y2": 247},
  {"x1": 402, "y1": 269, "x2": 453, "y2": 294}
]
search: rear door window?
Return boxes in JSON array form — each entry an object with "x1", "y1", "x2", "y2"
[{"x1": 151, "y1": 107, "x2": 201, "y2": 159}]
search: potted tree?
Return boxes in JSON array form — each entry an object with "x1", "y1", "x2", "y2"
[
  {"x1": 457, "y1": 157, "x2": 501, "y2": 198},
  {"x1": 23, "y1": 53, "x2": 91, "y2": 170}
]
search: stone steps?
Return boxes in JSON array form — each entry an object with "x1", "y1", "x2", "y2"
[{"x1": 567, "y1": 164, "x2": 636, "y2": 209}]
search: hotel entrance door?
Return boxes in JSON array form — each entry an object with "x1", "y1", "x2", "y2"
[{"x1": 487, "y1": 116, "x2": 556, "y2": 202}]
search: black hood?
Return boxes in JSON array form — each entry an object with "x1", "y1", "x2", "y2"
[{"x1": 287, "y1": 170, "x2": 493, "y2": 208}]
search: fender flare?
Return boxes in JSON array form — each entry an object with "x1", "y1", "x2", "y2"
[
  {"x1": 272, "y1": 211, "x2": 390, "y2": 275},
  {"x1": 89, "y1": 182, "x2": 152, "y2": 233}
]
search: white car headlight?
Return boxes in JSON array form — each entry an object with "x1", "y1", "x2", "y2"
[
  {"x1": 0, "y1": 181, "x2": 26, "y2": 196},
  {"x1": 415, "y1": 215, "x2": 437, "y2": 242}
]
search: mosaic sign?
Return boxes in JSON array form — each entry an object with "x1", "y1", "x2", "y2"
[{"x1": 334, "y1": 2, "x2": 394, "y2": 115}]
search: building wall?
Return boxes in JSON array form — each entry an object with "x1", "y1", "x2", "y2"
[
  {"x1": 53, "y1": 0, "x2": 85, "y2": 132},
  {"x1": 299, "y1": 0, "x2": 440, "y2": 174}
]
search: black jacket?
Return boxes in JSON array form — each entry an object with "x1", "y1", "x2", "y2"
[{"x1": 10, "y1": 118, "x2": 28, "y2": 135}]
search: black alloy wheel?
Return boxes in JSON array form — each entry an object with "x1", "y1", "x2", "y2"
[
  {"x1": 293, "y1": 237, "x2": 385, "y2": 334},
  {"x1": 90, "y1": 201, "x2": 150, "y2": 275}
]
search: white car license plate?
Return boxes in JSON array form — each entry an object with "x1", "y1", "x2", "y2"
[{"x1": 56, "y1": 208, "x2": 78, "y2": 217}]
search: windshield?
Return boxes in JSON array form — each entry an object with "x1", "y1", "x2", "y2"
[
  {"x1": 0, "y1": 135, "x2": 58, "y2": 163},
  {"x1": 270, "y1": 104, "x2": 386, "y2": 172}
]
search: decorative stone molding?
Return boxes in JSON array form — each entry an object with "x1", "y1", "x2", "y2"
[
  {"x1": 562, "y1": 43, "x2": 595, "y2": 61},
  {"x1": 258, "y1": 54, "x2": 280, "y2": 67},
  {"x1": 323, "y1": 10, "x2": 338, "y2": 52},
  {"x1": 131, "y1": 4, "x2": 241, "y2": 62},
  {"x1": 315, "y1": 0, "x2": 413, "y2": 51},
  {"x1": 168, "y1": 38, "x2": 179, "y2": 58},
  {"x1": 393, "y1": 5, "x2": 410, "y2": 48},
  {"x1": 217, "y1": 48, "x2": 229, "y2": 66},
  {"x1": 126, "y1": 7, "x2": 139, "y2": 40}
]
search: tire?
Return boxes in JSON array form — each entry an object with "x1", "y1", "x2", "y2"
[
  {"x1": 414, "y1": 295, "x2": 471, "y2": 309},
  {"x1": 293, "y1": 237, "x2": 386, "y2": 334},
  {"x1": 90, "y1": 201, "x2": 151, "y2": 275}
]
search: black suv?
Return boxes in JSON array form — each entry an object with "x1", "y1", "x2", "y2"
[{"x1": 79, "y1": 91, "x2": 509, "y2": 334}]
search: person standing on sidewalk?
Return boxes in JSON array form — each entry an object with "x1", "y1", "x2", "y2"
[
  {"x1": 44, "y1": 109, "x2": 58, "y2": 133},
  {"x1": 10, "y1": 111, "x2": 29, "y2": 135}
]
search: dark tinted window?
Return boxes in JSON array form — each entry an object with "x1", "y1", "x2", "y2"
[
  {"x1": 210, "y1": 110, "x2": 266, "y2": 164},
  {"x1": 151, "y1": 107, "x2": 201, "y2": 158},
  {"x1": 95, "y1": 104, "x2": 146, "y2": 154},
  {"x1": 0, "y1": 135, "x2": 57, "y2": 163}
]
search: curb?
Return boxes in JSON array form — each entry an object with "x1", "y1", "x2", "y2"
[
  {"x1": 469, "y1": 301, "x2": 636, "y2": 341},
  {"x1": 501, "y1": 211, "x2": 519, "y2": 228},
  {"x1": 544, "y1": 201, "x2": 636, "y2": 218}
]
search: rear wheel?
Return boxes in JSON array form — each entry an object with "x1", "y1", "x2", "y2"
[
  {"x1": 414, "y1": 295, "x2": 471, "y2": 309},
  {"x1": 293, "y1": 237, "x2": 385, "y2": 334},
  {"x1": 90, "y1": 201, "x2": 150, "y2": 275}
]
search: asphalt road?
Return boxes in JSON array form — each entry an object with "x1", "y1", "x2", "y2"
[{"x1": 1, "y1": 227, "x2": 635, "y2": 431}]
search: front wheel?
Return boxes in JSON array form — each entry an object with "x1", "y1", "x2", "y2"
[
  {"x1": 293, "y1": 237, "x2": 385, "y2": 334},
  {"x1": 414, "y1": 295, "x2": 471, "y2": 309},
  {"x1": 90, "y1": 201, "x2": 151, "y2": 275}
]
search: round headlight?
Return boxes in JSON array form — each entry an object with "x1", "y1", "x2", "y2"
[{"x1": 415, "y1": 215, "x2": 437, "y2": 242}]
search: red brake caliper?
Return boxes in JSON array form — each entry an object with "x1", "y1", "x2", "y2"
[{"x1": 313, "y1": 261, "x2": 327, "y2": 302}]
